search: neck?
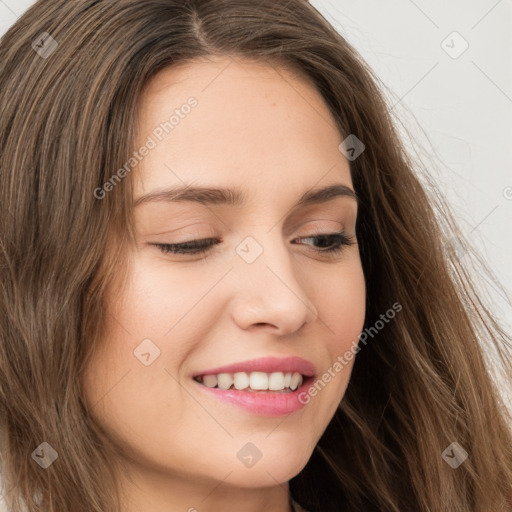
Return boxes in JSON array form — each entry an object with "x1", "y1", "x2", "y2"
[{"x1": 117, "y1": 463, "x2": 295, "y2": 512}]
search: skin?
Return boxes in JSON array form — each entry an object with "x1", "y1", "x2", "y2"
[{"x1": 82, "y1": 55, "x2": 366, "y2": 512}]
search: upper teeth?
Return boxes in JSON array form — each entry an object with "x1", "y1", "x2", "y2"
[{"x1": 195, "y1": 371, "x2": 304, "y2": 391}]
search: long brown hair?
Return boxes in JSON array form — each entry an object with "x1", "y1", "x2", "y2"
[{"x1": 1, "y1": 1, "x2": 511, "y2": 511}]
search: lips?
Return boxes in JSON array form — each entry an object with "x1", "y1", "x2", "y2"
[
  {"x1": 192, "y1": 372, "x2": 315, "y2": 416},
  {"x1": 191, "y1": 356, "x2": 316, "y2": 379},
  {"x1": 190, "y1": 356, "x2": 316, "y2": 416}
]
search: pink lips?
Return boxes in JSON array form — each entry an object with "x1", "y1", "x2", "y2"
[
  {"x1": 192, "y1": 356, "x2": 316, "y2": 378},
  {"x1": 191, "y1": 356, "x2": 316, "y2": 417}
]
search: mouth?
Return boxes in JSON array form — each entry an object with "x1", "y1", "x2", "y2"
[
  {"x1": 190, "y1": 356, "x2": 317, "y2": 415},
  {"x1": 191, "y1": 372, "x2": 315, "y2": 416},
  {"x1": 193, "y1": 371, "x2": 313, "y2": 393}
]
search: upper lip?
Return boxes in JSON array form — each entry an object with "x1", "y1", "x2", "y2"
[{"x1": 192, "y1": 356, "x2": 316, "y2": 378}]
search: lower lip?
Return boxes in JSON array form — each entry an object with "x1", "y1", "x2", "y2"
[{"x1": 192, "y1": 377, "x2": 314, "y2": 416}]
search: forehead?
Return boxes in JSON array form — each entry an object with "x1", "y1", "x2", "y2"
[{"x1": 133, "y1": 55, "x2": 352, "y2": 207}]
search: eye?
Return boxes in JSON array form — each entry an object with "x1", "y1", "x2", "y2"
[
  {"x1": 292, "y1": 231, "x2": 356, "y2": 255},
  {"x1": 151, "y1": 238, "x2": 220, "y2": 256},
  {"x1": 150, "y1": 231, "x2": 356, "y2": 259}
]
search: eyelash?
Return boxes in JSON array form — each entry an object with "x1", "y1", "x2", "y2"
[{"x1": 151, "y1": 232, "x2": 356, "y2": 259}]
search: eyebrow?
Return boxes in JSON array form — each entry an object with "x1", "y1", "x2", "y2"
[{"x1": 133, "y1": 183, "x2": 358, "y2": 208}]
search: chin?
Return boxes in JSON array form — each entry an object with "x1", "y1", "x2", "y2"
[
  {"x1": 215, "y1": 448, "x2": 311, "y2": 488},
  {"x1": 215, "y1": 462, "x2": 305, "y2": 489}
]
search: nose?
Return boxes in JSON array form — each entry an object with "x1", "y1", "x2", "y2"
[{"x1": 228, "y1": 235, "x2": 318, "y2": 335}]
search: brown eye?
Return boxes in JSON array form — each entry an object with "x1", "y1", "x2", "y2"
[{"x1": 292, "y1": 232, "x2": 355, "y2": 255}]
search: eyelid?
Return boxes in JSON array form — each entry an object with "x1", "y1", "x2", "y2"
[
  {"x1": 301, "y1": 219, "x2": 344, "y2": 228},
  {"x1": 141, "y1": 222, "x2": 214, "y2": 238},
  {"x1": 144, "y1": 218, "x2": 347, "y2": 238},
  {"x1": 290, "y1": 219, "x2": 345, "y2": 236}
]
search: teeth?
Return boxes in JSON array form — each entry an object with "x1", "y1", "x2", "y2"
[
  {"x1": 217, "y1": 373, "x2": 233, "y2": 390},
  {"x1": 268, "y1": 372, "x2": 285, "y2": 390},
  {"x1": 195, "y1": 371, "x2": 304, "y2": 392},
  {"x1": 289, "y1": 372, "x2": 302, "y2": 391},
  {"x1": 233, "y1": 372, "x2": 250, "y2": 390},
  {"x1": 202, "y1": 374, "x2": 218, "y2": 388},
  {"x1": 249, "y1": 371, "x2": 268, "y2": 390}
]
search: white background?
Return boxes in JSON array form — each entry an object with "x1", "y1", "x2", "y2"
[{"x1": 1, "y1": 0, "x2": 511, "y2": 509}]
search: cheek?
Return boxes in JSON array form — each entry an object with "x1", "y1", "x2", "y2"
[
  {"x1": 315, "y1": 255, "x2": 366, "y2": 351},
  {"x1": 302, "y1": 257, "x2": 366, "y2": 417},
  {"x1": 79, "y1": 258, "x2": 190, "y2": 435},
  {"x1": 79, "y1": 267, "x2": 205, "y2": 470},
  {"x1": 114, "y1": 251, "x2": 227, "y2": 343},
  {"x1": 81, "y1": 249, "x2": 233, "y2": 405},
  {"x1": 331, "y1": 271, "x2": 366, "y2": 351}
]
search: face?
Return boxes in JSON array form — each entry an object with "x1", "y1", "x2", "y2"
[{"x1": 83, "y1": 55, "x2": 366, "y2": 506}]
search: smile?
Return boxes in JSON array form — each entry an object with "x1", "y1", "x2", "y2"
[{"x1": 193, "y1": 371, "x2": 305, "y2": 393}]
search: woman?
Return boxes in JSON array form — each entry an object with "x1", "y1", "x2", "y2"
[{"x1": 0, "y1": 1, "x2": 511, "y2": 511}]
